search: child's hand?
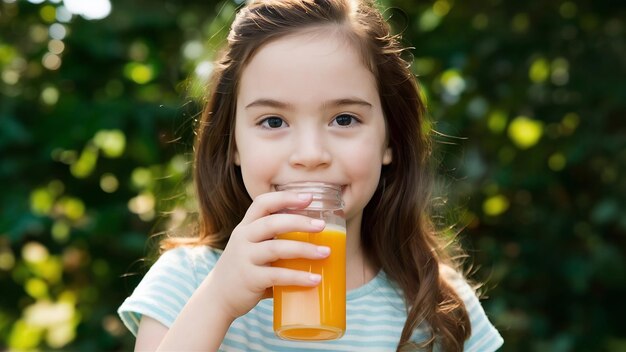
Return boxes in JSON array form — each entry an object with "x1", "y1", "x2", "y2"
[{"x1": 207, "y1": 191, "x2": 329, "y2": 320}]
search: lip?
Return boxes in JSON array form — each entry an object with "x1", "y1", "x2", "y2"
[{"x1": 272, "y1": 182, "x2": 346, "y2": 192}]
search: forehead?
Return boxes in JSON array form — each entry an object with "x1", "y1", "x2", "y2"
[{"x1": 237, "y1": 30, "x2": 380, "y2": 108}]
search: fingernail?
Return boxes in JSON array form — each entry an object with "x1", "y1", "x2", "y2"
[
  {"x1": 310, "y1": 219, "x2": 325, "y2": 228},
  {"x1": 298, "y1": 193, "x2": 312, "y2": 201},
  {"x1": 317, "y1": 246, "x2": 330, "y2": 257},
  {"x1": 309, "y1": 274, "x2": 321, "y2": 283}
]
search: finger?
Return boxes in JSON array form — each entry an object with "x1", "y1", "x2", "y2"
[
  {"x1": 246, "y1": 213, "x2": 325, "y2": 243},
  {"x1": 252, "y1": 239, "x2": 330, "y2": 265},
  {"x1": 261, "y1": 287, "x2": 273, "y2": 300},
  {"x1": 262, "y1": 267, "x2": 322, "y2": 288},
  {"x1": 241, "y1": 191, "x2": 312, "y2": 225}
]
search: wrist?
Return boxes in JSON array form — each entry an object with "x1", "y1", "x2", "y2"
[{"x1": 200, "y1": 271, "x2": 239, "y2": 323}]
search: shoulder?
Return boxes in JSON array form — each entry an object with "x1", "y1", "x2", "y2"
[
  {"x1": 440, "y1": 264, "x2": 504, "y2": 352},
  {"x1": 117, "y1": 245, "x2": 222, "y2": 336},
  {"x1": 162, "y1": 245, "x2": 222, "y2": 271},
  {"x1": 144, "y1": 245, "x2": 221, "y2": 283}
]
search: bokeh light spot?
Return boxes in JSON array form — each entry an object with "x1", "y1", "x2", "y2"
[
  {"x1": 49, "y1": 23, "x2": 67, "y2": 40},
  {"x1": 560, "y1": 2, "x2": 578, "y2": 19},
  {"x1": 124, "y1": 62, "x2": 154, "y2": 84},
  {"x1": 70, "y1": 144, "x2": 98, "y2": 178},
  {"x1": 102, "y1": 315, "x2": 125, "y2": 337},
  {"x1": 52, "y1": 220, "x2": 71, "y2": 242},
  {"x1": 40, "y1": 5, "x2": 56, "y2": 23},
  {"x1": 128, "y1": 193, "x2": 155, "y2": 214},
  {"x1": 529, "y1": 57, "x2": 549, "y2": 83},
  {"x1": 512, "y1": 13, "x2": 529, "y2": 33},
  {"x1": 432, "y1": 0, "x2": 451, "y2": 17},
  {"x1": 419, "y1": 9, "x2": 441, "y2": 31},
  {"x1": 8, "y1": 319, "x2": 42, "y2": 350},
  {"x1": 63, "y1": 0, "x2": 111, "y2": 20},
  {"x1": 131, "y1": 167, "x2": 152, "y2": 188},
  {"x1": 2, "y1": 70, "x2": 20, "y2": 85},
  {"x1": 483, "y1": 194, "x2": 510, "y2": 216},
  {"x1": 561, "y1": 112, "x2": 580, "y2": 134},
  {"x1": 100, "y1": 173, "x2": 119, "y2": 193},
  {"x1": 59, "y1": 197, "x2": 85, "y2": 221},
  {"x1": 487, "y1": 110, "x2": 508, "y2": 134},
  {"x1": 467, "y1": 96, "x2": 489, "y2": 119},
  {"x1": 42, "y1": 53, "x2": 62, "y2": 70},
  {"x1": 128, "y1": 41, "x2": 149, "y2": 61},
  {"x1": 48, "y1": 180, "x2": 65, "y2": 197},
  {"x1": 94, "y1": 129, "x2": 126, "y2": 158},
  {"x1": 41, "y1": 86, "x2": 59, "y2": 105},
  {"x1": 57, "y1": 150, "x2": 77, "y2": 164},
  {"x1": 548, "y1": 153, "x2": 567, "y2": 171},
  {"x1": 551, "y1": 57, "x2": 570, "y2": 85},
  {"x1": 30, "y1": 24, "x2": 49, "y2": 43},
  {"x1": 48, "y1": 39, "x2": 65, "y2": 55},
  {"x1": 440, "y1": 69, "x2": 466, "y2": 96},
  {"x1": 168, "y1": 154, "x2": 189, "y2": 175},
  {"x1": 472, "y1": 14, "x2": 488, "y2": 30},
  {"x1": 508, "y1": 116, "x2": 543, "y2": 149},
  {"x1": 25, "y1": 278, "x2": 49, "y2": 299},
  {"x1": 22, "y1": 242, "x2": 49, "y2": 264},
  {"x1": 194, "y1": 61, "x2": 213, "y2": 81},
  {"x1": 0, "y1": 250, "x2": 16, "y2": 271},
  {"x1": 56, "y1": 6, "x2": 72, "y2": 22},
  {"x1": 30, "y1": 188, "x2": 54, "y2": 216},
  {"x1": 414, "y1": 57, "x2": 436, "y2": 76},
  {"x1": 183, "y1": 41, "x2": 203, "y2": 60}
]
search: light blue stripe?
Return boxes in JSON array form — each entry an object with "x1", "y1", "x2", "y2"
[
  {"x1": 121, "y1": 300, "x2": 176, "y2": 329},
  {"x1": 221, "y1": 336, "x2": 254, "y2": 351},
  {"x1": 117, "y1": 310, "x2": 139, "y2": 336},
  {"x1": 242, "y1": 311, "x2": 403, "y2": 336},
  {"x1": 144, "y1": 281, "x2": 188, "y2": 309},
  {"x1": 229, "y1": 323, "x2": 402, "y2": 344},
  {"x1": 160, "y1": 265, "x2": 196, "y2": 292}
]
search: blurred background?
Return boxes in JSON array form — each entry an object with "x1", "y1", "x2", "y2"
[{"x1": 1, "y1": 0, "x2": 624, "y2": 350}]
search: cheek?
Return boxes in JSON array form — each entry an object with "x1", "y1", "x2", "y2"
[
  {"x1": 237, "y1": 147, "x2": 279, "y2": 198},
  {"x1": 343, "y1": 140, "x2": 385, "y2": 178}
]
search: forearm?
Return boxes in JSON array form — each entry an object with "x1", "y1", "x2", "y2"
[{"x1": 157, "y1": 271, "x2": 234, "y2": 351}]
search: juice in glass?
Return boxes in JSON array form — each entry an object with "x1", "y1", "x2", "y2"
[{"x1": 273, "y1": 224, "x2": 346, "y2": 340}]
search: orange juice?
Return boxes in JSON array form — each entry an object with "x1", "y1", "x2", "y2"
[{"x1": 273, "y1": 225, "x2": 346, "y2": 341}]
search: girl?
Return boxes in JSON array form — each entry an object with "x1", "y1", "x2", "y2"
[{"x1": 118, "y1": 0, "x2": 504, "y2": 351}]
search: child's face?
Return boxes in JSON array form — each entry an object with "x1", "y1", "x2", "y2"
[{"x1": 234, "y1": 30, "x2": 392, "y2": 223}]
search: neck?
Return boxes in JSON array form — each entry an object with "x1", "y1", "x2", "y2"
[{"x1": 345, "y1": 215, "x2": 376, "y2": 290}]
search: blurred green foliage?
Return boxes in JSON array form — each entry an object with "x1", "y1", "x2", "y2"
[{"x1": 0, "y1": 0, "x2": 624, "y2": 351}]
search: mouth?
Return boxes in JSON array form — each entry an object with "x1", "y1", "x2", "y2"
[{"x1": 272, "y1": 183, "x2": 346, "y2": 193}]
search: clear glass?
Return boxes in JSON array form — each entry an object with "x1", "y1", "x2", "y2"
[{"x1": 272, "y1": 182, "x2": 347, "y2": 341}]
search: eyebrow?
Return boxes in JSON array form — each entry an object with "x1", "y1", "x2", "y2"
[{"x1": 244, "y1": 97, "x2": 372, "y2": 110}]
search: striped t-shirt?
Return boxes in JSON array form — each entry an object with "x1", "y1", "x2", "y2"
[{"x1": 118, "y1": 246, "x2": 503, "y2": 351}]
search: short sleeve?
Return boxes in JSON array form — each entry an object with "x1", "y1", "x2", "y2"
[
  {"x1": 442, "y1": 266, "x2": 504, "y2": 352},
  {"x1": 117, "y1": 246, "x2": 216, "y2": 336}
]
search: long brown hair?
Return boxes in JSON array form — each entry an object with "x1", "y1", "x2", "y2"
[{"x1": 164, "y1": 0, "x2": 471, "y2": 350}]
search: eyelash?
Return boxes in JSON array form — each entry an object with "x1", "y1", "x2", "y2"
[
  {"x1": 330, "y1": 113, "x2": 361, "y2": 127},
  {"x1": 258, "y1": 116, "x2": 286, "y2": 129},
  {"x1": 258, "y1": 113, "x2": 361, "y2": 129}
]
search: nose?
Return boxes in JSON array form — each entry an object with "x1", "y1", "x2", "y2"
[{"x1": 288, "y1": 128, "x2": 331, "y2": 169}]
